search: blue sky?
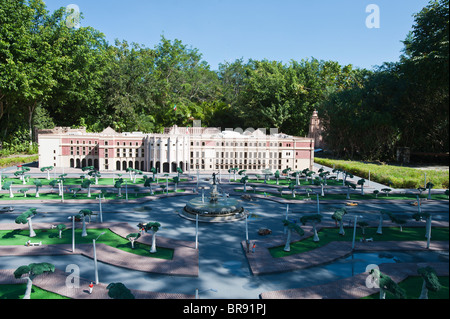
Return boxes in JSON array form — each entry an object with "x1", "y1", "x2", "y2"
[{"x1": 43, "y1": 0, "x2": 430, "y2": 71}]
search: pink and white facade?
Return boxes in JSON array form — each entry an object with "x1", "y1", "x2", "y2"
[{"x1": 38, "y1": 125, "x2": 314, "y2": 173}]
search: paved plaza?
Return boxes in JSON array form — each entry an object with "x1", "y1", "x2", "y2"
[{"x1": 0, "y1": 164, "x2": 448, "y2": 299}]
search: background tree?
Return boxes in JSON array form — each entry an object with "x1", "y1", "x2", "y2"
[
  {"x1": 106, "y1": 282, "x2": 135, "y2": 299},
  {"x1": 417, "y1": 266, "x2": 441, "y2": 299},
  {"x1": 282, "y1": 219, "x2": 304, "y2": 252},
  {"x1": 15, "y1": 208, "x2": 38, "y2": 237},
  {"x1": 14, "y1": 262, "x2": 55, "y2": 299}
]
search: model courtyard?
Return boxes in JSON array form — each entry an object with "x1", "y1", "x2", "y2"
[{"x1": 0, "y1": 163, "x2": 448, "y2": 299}]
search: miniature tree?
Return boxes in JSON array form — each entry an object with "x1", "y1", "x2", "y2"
[
  {"x1": 150, "y1": 167, "x2": 158, "y2": 180},
  {"x1": 373, "y1": 190, "x2": 379, "y2": 198},
  {"x1": 144, "y1": 177, "x2": 156, "y2": 195},
  {"x1": 77, "y1": 209, "x2": 93, "y2": 237},
  {"x1": 426, "y1": 182, "x2": 434, "y2": 200},
  {"x1": 342, "y1": 170, "x2": 353, "y2": 186},
  {"x1": 89, "y1": 170, "x2": 101, "y2": 185},
  {"x1": 173, "y1": 176, "x2": 180, "y2": 192},
  {"x1": 376, "y1": 211, "x2": 388, "y2": 235},
  {"x1": 277, "y1": 187, "x2": 284, "y2": 197},
  {"x1": 282, "y1": 219, "x2": 304, "y2": 252},
  {"x1": 300, "y1": 214, "x2": 322, "y2": 242},
  {"x1": 40, "y1": 166, "x2": 54, "y2": 180},
  {"x1": 274, "y1": 170, "x2": 280, "y2": 185},
  {"x1": 126, "y1": 233, "x2": 141, "y2": 249},
  {"x1": 345, "y1": 181, "x2": 356, "y2": 199},
  {"x1": 305, "y1": 188, "x2": 312, "y2": 197},
  {"x1": 70, "y1": 187, "x2": 81, "y2": 198},
  {"x1": 357, "y1": 220, "x2": 369, "y2": 242},
  {"x1": 445, "y1": 189, "x2": 449, "y2": 199},
  {"x1": 14, "y1": 262, "x2": 55, "y2": 299},
  {"x1": 107, "y1": 282, "x2": 135, "y2": 299},
  {"x1": 357, "y1": 179, "x2": 366, "y2": 196},
  {"x1": 19, "y1": 188, "x2": 30, "y2": 197},
  {"x1": 81, "y1": 179, "x2": 92, "y2": 198},
  {"x1": 369, "y1": 268, "x2": 406, "y2": 299},
  {"x1": 2, "y1": 181, "x2": 14, "y2": 198},
  {"x1": 49, "y1": 179, "x2": 58, "y2": 193},
  {"x1": 144, "y1": 222, "x2": 161, "y2": 253},
  {"x1": 417, "y1": 187, "x2": 426, "y2": 197},
  {"x1": 381, "y1": 188, "x2": 392, "y2": 197},
  {"x1": 176, "y1": 167, "x2": 183, "y2": 179},
  {"x1": 262, "y1": 169, "x2": 273, "y2": 184},
  {"x1": 33, "y1": 180, "x2": 42, "y2": 198},
  {"x1": 412, "y1": 211, "x2": 432, "y2": 247},
  {"x1": 417, "y1": 266, "x2": 441, "y2": 299},
  {"x1": 57, "y1": 224, "x2": 66, "y2": 239},
  {"x1": 318, "y1": 177, "x2": 325, "y2": 197},
  {"x1": 332, "y1": 208, "x2": 347, "y2": 236},
  {"x1": 114, "y1": 179, "x2": 124, "y2": 197},
  {"x1": 15, "y1": 208, "x2": 38, "y2": 237},
  {"x1": 288, "y1": 182, "x2": 296, "y2": 198},
  {"x1": 386, "y1": 212, "x2": 408, "y2": 232},
  {"x1": 240, "y1": 175, "x2": 249, "y2": 193}
]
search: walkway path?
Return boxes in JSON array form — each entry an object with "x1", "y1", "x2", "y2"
[
  {"x1": 0, "y1": 222, "x2": 198, "y2": 277},
  {"x1": 260, "y1": 261, "x2": 449, "y2": 299}
]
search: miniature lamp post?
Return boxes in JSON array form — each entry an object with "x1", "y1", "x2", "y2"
[
  {"x1": 93, "y1": 232, "x2": 106, "y2": 284},
  {"x1": 352, "y1": 215, "x2": 363, "y2": 250},
  {"x1": 195, "y1": 213, "x2": 199, "y2": 250},
  {"x1": 98, "y1": 194, "x2": 103, "y2": 223}
]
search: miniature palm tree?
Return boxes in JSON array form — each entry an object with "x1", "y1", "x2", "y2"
[
  {"x1": 282, "y1": 219, "x2": 304, "y2": 252},
  {"x1": 70, "y1": 187, "x2": 81, "y2": 198},
  {"x1": 288, "y1": 182, "x2": 296, "y2": 198},
  {"x1": 274, "y1": 170, "x2": 281, "y2": 185},
  {"x1": 77, "y1": 209, "x2": 93, "y2": 237},
  {"x1": 81, "y1": 179, "x2": 92, "y2": 198},
  {"x1": 57, "y1": 224, "x2": 66, "y2": 238},
  {"x1": 240, "y1": 176, "x2": 249, "y2": 192},
  {"x1": 40, "y1": 166, "x2": 54, "y2": 180},
  {"x1": 19, "y1": 188, "x2": 30, "y2": 197},
  {"x1": 412, "y1": 211, "x2": 432, "y2": 248},
  {"x1": 373, "y1": 190, "x2": 379, "y2": 198},
  {"x1": 357, "y1": 179, "x2": 365, "y2": 196},
  {"x1": 376, "y1": 211, "x2": 388, "y2": 235},
  {"x1": 417, "y1": 266, "x2": 441, "y2": 299},
  {"x1": 173, "y1": 176, "x2": 180, "y2": 192},
  {"x1": 369, "y1": 268, "x2": 406, "y2": 299},
  {"x1": 342, "y1": 170, "x2": 353, "y2": 186},
  {"x1": 114, "y1": 179, "x2": 124, "y2": 197},
  {"x1": 381, "y1": 188, "x2": 392, "y2": 197},
  {"x1": 426, "y1": 182, "x2": 434, "y2": 200},
  {"x1": 15, "y1": 208, "x2": 38, "y2": 237},
  {"x1": 144, "y1": 222, "x2": 161, "y2": 253},
  {"x1": 49, "y1": 179, "x2": 58, "y2": 193},
  {"x1": 2, "y1": 181, "x2": 14, "y2": 198},
  {"x1": 89, "y1": 170, "x2": 101, "y2": 185},
  {"x1": 332, "y1": 208, "x2": 347, "y2": 235},
  {"x1": 33, "y1": 180, "x2": 42, "y2": 197},
  {"x1": 345, "y1": 181, "x2": 356, "y2": 199},
  {"x1": 277, "y1": 187, "x2": 284, "y2": 197},
  {"x1": 305, "y1": 188, "x2": 312, "y2": 197},
  {"x1": 386, "y1": 212, "x2": 407, "y2": 232},
  {"x1": 176, "y1": 167, "x2": 183, "y2": 179},
  {"x1": 14, "y1": 262, "x2": 55, "y2": 299},
  {"x1": 107, "y1": 282, "x2": 135, "y2": 299},
  {"x1": 300, "y1": 214, "x2": 322, "y2": 242},
  {"x1": 126, "y1": 233, "x2": 141, "y2": 249},
  {"x1": 144, "y1": 177, "x2": 156, "y2": 195},
  {"x1": 417, "y1": 187, "x2": 426, "y2": 197}
]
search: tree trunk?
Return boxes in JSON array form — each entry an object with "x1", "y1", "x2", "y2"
[
  {"x1": 419, "y1": 281, "x2": 428, "y2": 299},
  {"x1": 379, "y1": 288, "x2": 386, "y2": 299},
  {"x1": 150, "y1": 231, "x2": 157, "y2": 253},
  {"x1": 283, "y1": 229, "x2": 292, "y2": 252},
  {"x1": 28, "y1": 218, "x2": 36, "y2": 238},
  {"x1": 23, "y1": 276, "x2": 34, "y2": 299},
  {"x1": 376, "y1": 215, "x2": 383, "y2": 235},
  {"x1": 313, "y1": 222, "x2": 319, "y2": 242},
  {"x1": 339, "y1": 221, "x2": 345, "y2": 236},
  {"x1": 81, "y1": 217, "x2": 87, "y2": 237}
]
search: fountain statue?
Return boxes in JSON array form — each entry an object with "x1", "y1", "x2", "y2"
[{"x1": 179, "y1": 172, "x2": 246, "y2": 223}]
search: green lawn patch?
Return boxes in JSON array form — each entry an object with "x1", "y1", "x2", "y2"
[
  {"x1": 0, "y1": 284, "x2": 70, "y2": 299},
  {"x1": 0, "y1": 228, "x2": 174, "y2": 260},
  {"x1": 0, "y1": 189, "x2": 185, "y2": 201},
  {"x1": 269, "y1": 227, "x2": 449, "y2": 258},
  {"x1": 314, "y1": 158, "x2": 449, "y2": 189},
  {"x1": 362, "y1": 276, "x2": 449, "y2": 299}
]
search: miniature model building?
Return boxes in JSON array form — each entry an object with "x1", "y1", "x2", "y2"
[{"x1": 38, "y1": 125, "x2": 314, "y2": 173}]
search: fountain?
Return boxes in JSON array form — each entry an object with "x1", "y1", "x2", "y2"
[{"x1": 179, "y1": 173, "x2": 246, "y2": 223}]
